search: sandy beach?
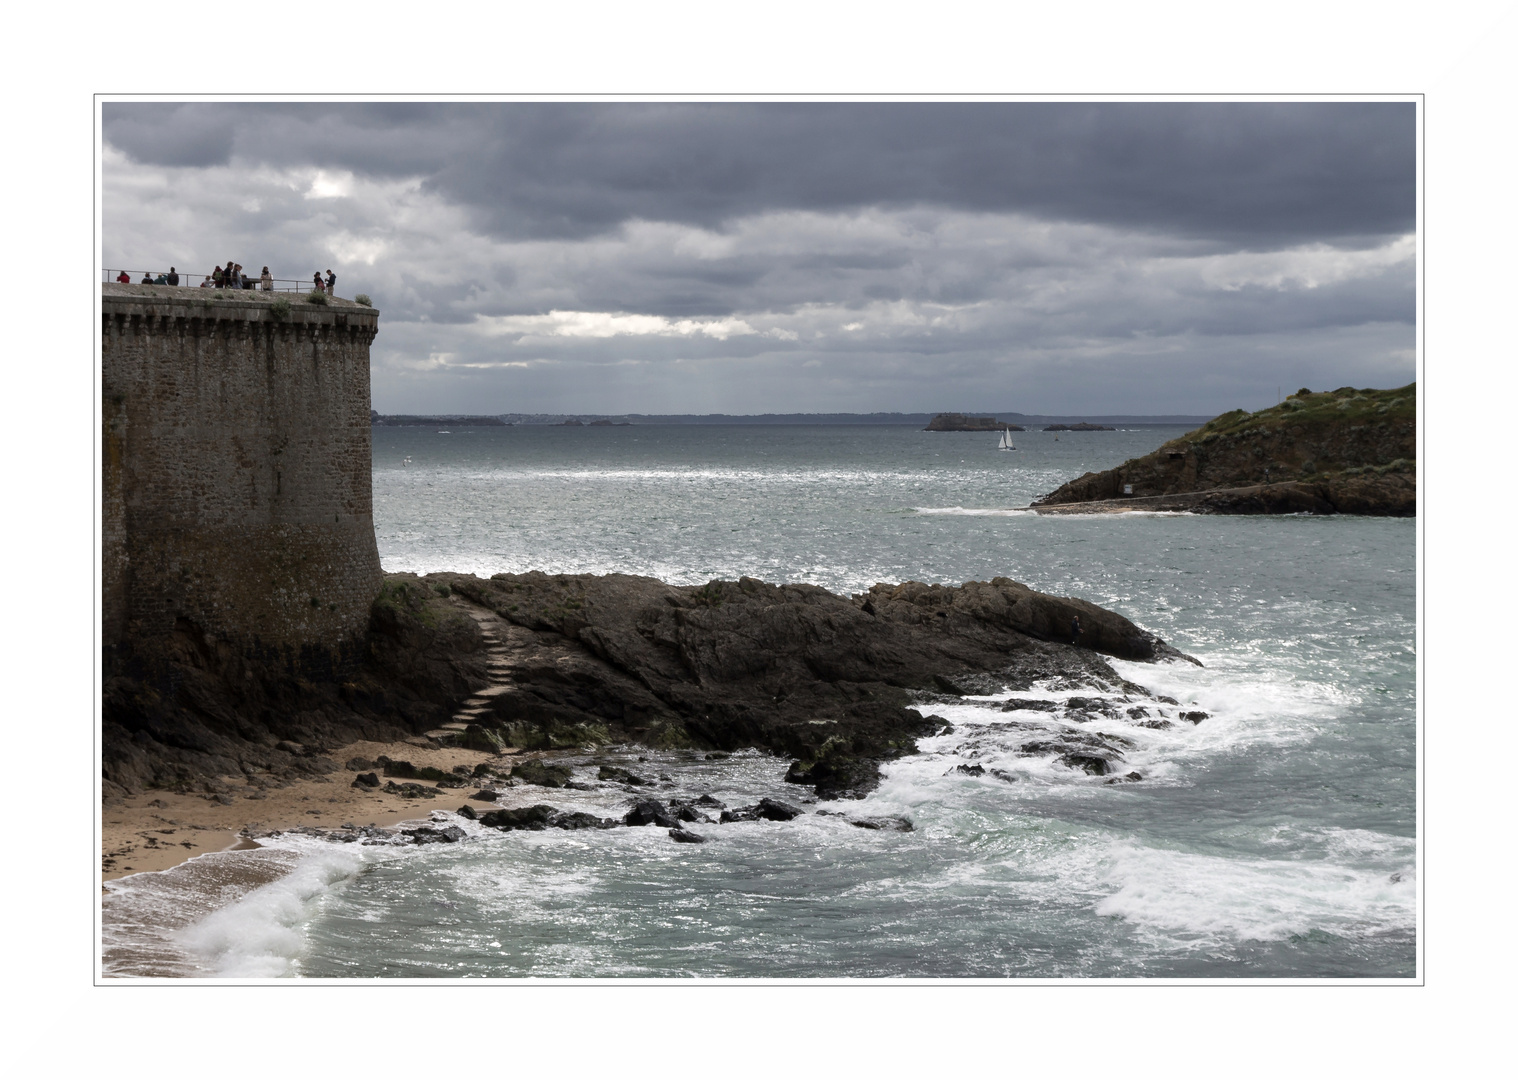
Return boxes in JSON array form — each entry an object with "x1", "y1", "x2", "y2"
[{"x1": 102, "y1": 738, "x2": 516, "y2": 882}]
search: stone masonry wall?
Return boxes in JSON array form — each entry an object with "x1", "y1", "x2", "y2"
[{"x1": 102, "y1": 283, "x2": 383, "y2": 673}]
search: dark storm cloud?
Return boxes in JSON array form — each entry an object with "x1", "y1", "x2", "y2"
[{"x1": 104, "y1": 101, "x2": 1413, "y2": 248}]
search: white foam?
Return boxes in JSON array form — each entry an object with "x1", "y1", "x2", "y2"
[
  {"x1": 1090, "y1": 840, "x2": 1415, "y2": 943},
  {"x1": 176, "y1": 842, "x2": 369, "y2": 977}
]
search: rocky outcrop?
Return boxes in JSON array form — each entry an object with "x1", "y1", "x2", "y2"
[
  {"x1": 1033, "y1": 384, "x2": 1414, "y2": 515},
  {"x1": 427, "y1": 570, "x2": 1193, "y2": 799},
  {"x1": 924, "y1": 413, "x2": 1023, "y2": 432},
  {"x1": 102, "y1": 569, "x2": 1194, "y2": 802}
]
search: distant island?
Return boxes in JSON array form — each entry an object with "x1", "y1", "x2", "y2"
[
  {"x1": 1031, "y1": 384, "x2": 1415, "y2": 516},
  {"x1": 372, "y1": 412, "x2": 507, "y2": 426},
  {"x1": 1043, "y1": 422, "x2": 1116, "y2": 432},
  {"x1": 924, "y1": 413, "x2": 1025, "y2": 432}
]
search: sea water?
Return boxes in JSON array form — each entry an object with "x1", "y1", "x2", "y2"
[{"x1": 103, "y1": 425, "x2": 1416, "y2": 978}]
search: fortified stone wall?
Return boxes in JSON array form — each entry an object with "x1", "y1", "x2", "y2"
[{"x1": 102, "y1": 283, "x2": 383, "y2": 674}]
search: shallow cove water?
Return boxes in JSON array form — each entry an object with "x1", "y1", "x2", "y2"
[{"x1": 105, "y1": 424, "x2": 1416, "y2": 978}]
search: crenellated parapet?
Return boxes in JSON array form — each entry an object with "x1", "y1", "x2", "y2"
[{"x1": 102, "y1": 283, "x2": 384, "y2": 674}]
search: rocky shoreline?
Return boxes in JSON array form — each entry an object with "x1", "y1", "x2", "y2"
[{"x1": 103, "y1": 571, "x2": 1198, "y2": 818}]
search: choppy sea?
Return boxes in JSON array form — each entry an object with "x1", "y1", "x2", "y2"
[{"x1": 102, "y1": 424, "x2": 1417, "y2": 979}]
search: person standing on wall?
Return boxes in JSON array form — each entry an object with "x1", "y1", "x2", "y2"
[
  {"x1": 260, "y1": 266, "x2": 273, "y2": 291},
  {"x1": 116, "y1": 270, "x2": 130, "y2": 283},
  {"x1": 167, "y1": 267, "x2": 179, "y2": 286},
  {"x1": 313, "y1": 271, "x2": 325, "y2": 293},
  {"x1": 1070, "y1": 614, "x2": 1083, "y2": 646},
  {"x1": 326, "y1": 269, "x2": 336, "y2": 297}
]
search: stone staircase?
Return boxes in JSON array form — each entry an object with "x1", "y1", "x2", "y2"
[{"x1": 424, "y1": 602, "x2": 519, "y2": 749}]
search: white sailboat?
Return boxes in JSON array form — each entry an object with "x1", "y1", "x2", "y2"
[{"x1": 997, "y1": 428, "x2": 1016, "y2": 451}]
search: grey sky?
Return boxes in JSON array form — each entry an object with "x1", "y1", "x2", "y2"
[{"x1": 102, "y1": 101, "x2": 1415, "y2": 416}]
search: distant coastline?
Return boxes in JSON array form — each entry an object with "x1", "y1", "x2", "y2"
[{"x1": 372, "y1": 410, "x2": 1216, "y2": 427}]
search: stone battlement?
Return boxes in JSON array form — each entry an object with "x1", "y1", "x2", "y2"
[{"x1": 102, "y1": 283, "x2": 384, "y2": 674}]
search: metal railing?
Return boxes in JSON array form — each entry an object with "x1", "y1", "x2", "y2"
[{"x1": 104, "y1": 269, "x2": 344, "y2": 298}]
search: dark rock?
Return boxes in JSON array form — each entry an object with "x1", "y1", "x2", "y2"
[
  {"x1": 276, "y1": 740, "x2": 305, "y2": 756},
  {"x1": 469, "y1": 788, "x2": 500, "y2": 802},
  {"x1": 380, "y1": 758, "x2": 453, "y2": 783},
  {"x1": 1060, "y1": 754, "x2": 1111, "y2": 776},
  {"x1": 551, "y1": 811, "x2": 616, "y2": 830},
  {"x1": 480, "y1": 804, "x2": 558, "y2": 830},
  {"x1": 719, "y1": 808, "x2": 759, "y2": 823},
  {"x1": 668, "y1": 828, "x2": 707, "y2": 843},
  {"x1": 511, "y1": 759, "x2": 574, "y2": 787},
  {"x1": 755, "y1": 797, "x2": 804, "y2": 821},
  {"x1": 1157, "y1": 696, "x2": 1180, "y2": 705},
  {"x1": 345, "y1": 756, "x2": 376, "y2": 771},
  {"x1": 922, "y1": 714, "x2": 955, "y2": 734},
  {"x1": 989, "y1": 768, "x2": 1019, "y2": 783},
  {"x1": 624, "y1": 799, "x2": 679, "y2": 828},
  {"x1": 704, "y1": 752, "x2": 730, "y2": 760},
  {"x1": 382, "y1": 780, "x2": 442, "y2": 799},
  {"x1": 1126, "y1": 706, "x2": 1150, "y2": 719},
  {"x1": 457, "y1": 804, "x2": 478, "y2": 820},
  {"x1": 1181, "y1": 711, "x2": 1209, "y2": 724},
  {"x1": 1001, "y1": 699, "x2": 1059, "y2": 712},
  {"x1": 352, "y1": 771, "x2": 380, "y2": 789},
  {"x1": 850, "y1": 815, "x2": 914, "y2": 831},
  {"x1": 695, "y1": 794, "x2": 726, "y2": 809},
  {"x1": 598, "y1": 765, "x2": 649, "y2": 785},
  {"x1": 676, "y1": 805, "x2": 713, "y2": 824},
  {"x1": 786, "y1": 738, "x2": 889, "y2": 801},
  {"x1": 404, "y1": 825, "x2": 466, "y2": 844},
  {"x1": 1137, "y1": 719, "x2": 1174, "y2": 729},
  {"x1": 954, "y1": 763, "x2": 985, "y2": 776}
]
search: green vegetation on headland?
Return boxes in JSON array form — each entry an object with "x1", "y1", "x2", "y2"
[{"x1": 1033, "y1": 384, "x2": 1415, "y2": 516}]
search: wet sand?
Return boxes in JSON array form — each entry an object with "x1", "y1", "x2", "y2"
[{"x1": 102, "y1": 738, "x2": 518, "y2": 882}]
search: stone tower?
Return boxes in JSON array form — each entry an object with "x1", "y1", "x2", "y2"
[{"x1": 102, "y1": 283, "x2": 383, "y2": 674}]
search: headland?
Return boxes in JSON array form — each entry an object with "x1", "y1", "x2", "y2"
[{"x1": 1029, "y1": 384, "x2": 1415, "y2": 515}]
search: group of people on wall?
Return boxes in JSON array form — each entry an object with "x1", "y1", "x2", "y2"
[{"x1": 114, "y1": 266, "x2": 338, "y2": 297}]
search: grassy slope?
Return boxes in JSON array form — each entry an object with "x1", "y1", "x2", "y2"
[{"x1": 1036, "y1": 383, "x2": 1416, "y2": 504}]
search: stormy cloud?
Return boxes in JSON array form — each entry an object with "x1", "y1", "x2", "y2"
[{"x1": 102, "y1": 101, "x2": 1416, "y2": 416}]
